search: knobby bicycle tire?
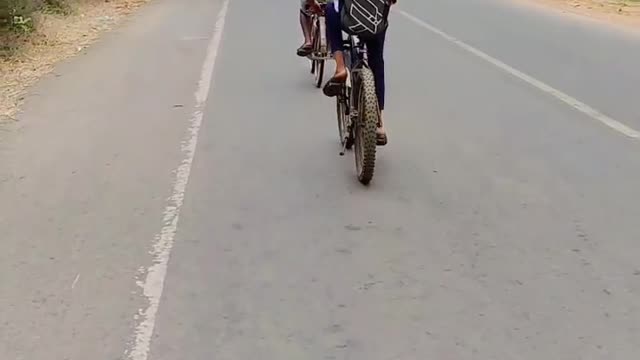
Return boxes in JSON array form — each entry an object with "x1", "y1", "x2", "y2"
[{"x1": 354, "y1": 67, "x2": 378, "y2": 185}]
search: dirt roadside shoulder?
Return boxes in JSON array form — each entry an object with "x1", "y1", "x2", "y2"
[
  {"x1": 515, "y1": 0, "x2": 640, "y2": 29},
  {"x1": 0, "y1": 0, "x2": 149, "y2": 122}
]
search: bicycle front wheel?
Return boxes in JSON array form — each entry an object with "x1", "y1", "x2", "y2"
[{"x1": 353, "y1": 67, "x2": 379, "y2": 185}]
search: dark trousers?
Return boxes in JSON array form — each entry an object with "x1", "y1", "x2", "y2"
[{"x1": 325, "y1": 1, "x2": 387, "y2": 110}]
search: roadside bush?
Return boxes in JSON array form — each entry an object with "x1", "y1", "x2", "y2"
[{"x1": 1, "y1": 0, "x2": 73, "y2": 29}]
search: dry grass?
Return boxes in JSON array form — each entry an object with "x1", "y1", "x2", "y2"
[
  {"x1": 563, "y1": 0, "x2": 640, "y2": 15},
  {"x1": 523, "y1": 0, "x2": 640, "y2": 25},
  {"x1": 0, "y1": 0, "x2": 148, "y2": 121}
]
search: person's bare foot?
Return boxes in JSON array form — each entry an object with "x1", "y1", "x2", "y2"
[
  {"x1": 330, "y1": 52, "x2": 348, "y2": 81},
  {"x1": 323, "y1": 59, "x2": 349, "y2": 97},
  {"x1": 378, "y1": 112, "x2": 386, "y2": 132},
  {"x1": 376, "y1": 112, "x2": 388, "y2": 145},
  {"x1": 332, "y1": 68, "x2": 348, "y2": 82}
]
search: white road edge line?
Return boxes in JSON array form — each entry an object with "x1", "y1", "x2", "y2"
[
  {"x1": 394, "y1": 9, "x2": 640, "y2": 139},
  {"x1": 126, "y1": 0, "x2": 230, "y2": 359}
]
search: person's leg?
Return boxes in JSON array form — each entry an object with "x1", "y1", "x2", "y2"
[
  {"x1": 297, "y1": 3, "x2": 313, "y2": 56},
  {"x1": 323, "y1": 0, "x2": 347, "y2": 96},
  {"x1": 365, "y1": 30, "x2": 388, "y2": 143},
  {"x1": 365, "y1": 31, "x2": 386, "y2": 111}
]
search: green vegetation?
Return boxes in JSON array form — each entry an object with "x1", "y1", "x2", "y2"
[
  {"x1": 1, "y1": 0, "x2": 81, "y2": 58},
  {"x1": 1, "y1": 0, "x2": 72, "y2": 31}
]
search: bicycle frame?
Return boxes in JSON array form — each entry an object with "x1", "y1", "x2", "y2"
[
  {"x1": 335, "y1": 31, "x2": 380, "y2": 184},
  {"x1": 346, "y1": 34, "x2": 369, "y2": 75},
  {"x1": 338, "y1": 33, "x2": 370, "y2": 150}
]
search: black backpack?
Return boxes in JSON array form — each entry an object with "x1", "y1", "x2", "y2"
[{"x1": 340, "y1": 0, "x2": 392, "y2": 39}]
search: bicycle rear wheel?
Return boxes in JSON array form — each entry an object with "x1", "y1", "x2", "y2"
[{"x1": 353, "y1": 67, "x2": 379, "y2": 185}]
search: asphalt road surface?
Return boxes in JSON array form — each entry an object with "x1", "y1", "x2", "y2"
[{"x1": 2, "y1": 0, "x2": 640, "y2": 359}]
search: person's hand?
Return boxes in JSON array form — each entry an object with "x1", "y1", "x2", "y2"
[{"x1": 307, "y1": 0, "x2": 321, "y2": 14}]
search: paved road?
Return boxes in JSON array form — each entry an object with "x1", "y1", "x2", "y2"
[{"x1": 2, "y1": 0, "x2": 640, "y2": 359}]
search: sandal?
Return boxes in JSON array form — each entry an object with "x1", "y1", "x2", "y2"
[
  {"x1": 297, "y1": 44, "x2": 313, "y2": 57},
  {"x1": 376, "y1": 129, "x2": 388, "y2": 146}
]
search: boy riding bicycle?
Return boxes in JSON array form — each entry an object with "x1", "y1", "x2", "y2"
[
  {"x1": 301, "y1": 0, "x2": 395, "y2": 144},
  {"x1": 297, "y1": 0, "x2": 328, "y2": 57}
]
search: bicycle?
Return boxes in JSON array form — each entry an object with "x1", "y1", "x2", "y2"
[
  {"x1": 307, "y1": 3, "x2": 331, "y2": 88},
  {"x1": 336, "y1": 33, "x2": 380, "y2": 185}
]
